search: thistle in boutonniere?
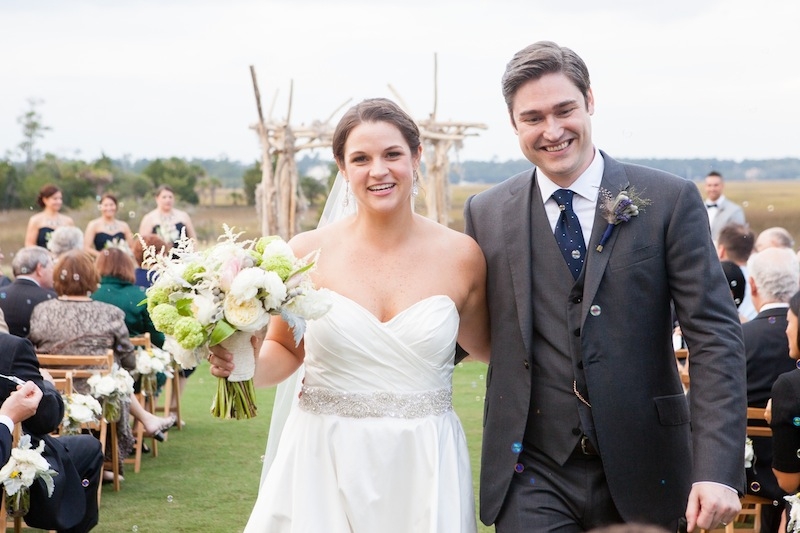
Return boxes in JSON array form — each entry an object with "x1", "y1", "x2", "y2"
[
  {"x1": 596, "y1": 187, "x2": 652, "y2": 252},
  {"x1": 787, "y1": 492, "x2": 800, "y2": 533}
]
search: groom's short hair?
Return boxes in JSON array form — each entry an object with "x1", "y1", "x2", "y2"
[{"x1": 501, "y1": 41, "x2": 591, "y2": 115}]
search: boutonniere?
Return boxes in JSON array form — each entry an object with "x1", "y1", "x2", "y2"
[{"x1": 595, "y1": 187, "x2": 651, "y2": 252}]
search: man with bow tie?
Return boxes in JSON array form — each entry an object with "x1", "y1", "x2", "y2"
[{"x1": 704, "y1": 171, "x2": 745, "y2": 242}]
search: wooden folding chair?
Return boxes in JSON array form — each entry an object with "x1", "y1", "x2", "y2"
[
  {"x1": 35, "y1": 351, "x2": 120, "y2": 493},
  {"x1": 129, "y1": 334, "x2": 159, "y2": 465},
  {"x1": 707, "y1": 407, "x2": 777, "y2": 533}
]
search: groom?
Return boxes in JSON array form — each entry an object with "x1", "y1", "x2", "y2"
[{"x1": 464, "y1": 41, "x2": 746, "y2": 531}]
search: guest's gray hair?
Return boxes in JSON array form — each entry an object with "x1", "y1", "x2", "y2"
[
  {"x1": 756, "y1": 226, "x2": 795, "y2": 251},
  {"x1": 747, "y1": 247, "x2": 800, "y2": 303},
  {"x1": 11, "y1": 246, "x2": 52, "y2": 277},
  {"x1": 47, "y1": 226, "x2": 84, "y2": 256}
]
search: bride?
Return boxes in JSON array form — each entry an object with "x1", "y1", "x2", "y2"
[{"x1": 209, "y1": 98, "x2": 490, "y2": 532}]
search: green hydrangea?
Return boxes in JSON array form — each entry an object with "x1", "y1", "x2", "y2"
[
  {"x1": 146, "y1": 287, "x2": 171, "y2": 313},
  {"x1": 182, "y1": 264, "x2": 206, "y2": 284},
  {"x1": 150, "y1": 304, "x2": 181, "y2": 335},
  {"x1": 173, "y1": 317, "x2": 206, "y2": 350},
  {"x1": 261, "y1": 255, "x2": 293, "y2": 281}
]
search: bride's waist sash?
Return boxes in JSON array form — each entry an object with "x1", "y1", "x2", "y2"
[{"x1": 298, "y1": 386, "x2": 452, "y2": 419}]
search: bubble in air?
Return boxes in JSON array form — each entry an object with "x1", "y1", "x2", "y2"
[
  {"x1": 129, "y1": 211, "x2": 136, "y2": 219},
  {"x1": 167, "y1": 495, "x2": 173, "y2": 503},
  {"x1": 511, "y1": 442, "x2": 523, "y2": 453},
  {"x1": 132, "y1": 526, "x2": 139, "y2": 532},
  {"x1": 73, "y1": 273, "x2": 80, "y2": 281},
  {"x1": 767, "y1": 205, "x2": 774, "y2": 212}
]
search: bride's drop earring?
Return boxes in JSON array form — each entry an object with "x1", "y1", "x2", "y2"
[
  {"x1": 412, "y1": 170, "x2": 419, "y2": 197},
  {"x1": 342, "y1": 180, "x2": 351, "y2": 207}
]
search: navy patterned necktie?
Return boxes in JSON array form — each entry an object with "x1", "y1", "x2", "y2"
[{"x1": 552, "y1": 189, "x2": 586, "y2": 280}]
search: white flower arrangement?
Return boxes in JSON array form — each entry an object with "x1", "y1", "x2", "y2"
[
  {"x1": 744, "y1": 437, "x2": 754, "y2": 468},
  {"x1": 787, "y1": 492, "x2": 800, "y2": 533},
  {"x1": 135, "y1": 346, "x2": 174, "y2": 397},
  {"x1": 87, "y1": 364, "x2": 135, "y2": 422},
  {"x1": 0, "y1": 434, "x2": 58, "y2": 499},
  {"x1": 143, "y1": 225, "x2": 332, "y2": 419},
  {"x1": 61, "y1": 393, "x2": 102, "y2": 435}
]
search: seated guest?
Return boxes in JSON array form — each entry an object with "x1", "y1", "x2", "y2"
[
  {"x1": 92, "y1": 247, "x2": 164, "y2": 348},
  {"x1": 720, "y1": 260, "x2": 746, "y2": 309},
  {"x1": 716, "y1": 223, "x2": 756, "y2": 321},
  {"x1": 47, "y1": 226, "x2": 85, "y2": 257},
  {"x1": 0, "y1": 246, "x2": 56, "y2": 337},
  {"x1": 131, "y1": 234, "x2": 167, "y2": 289},
  {"x1": 771, "y1": 290, "x2": 800, "y2": 495},
  {"x1": 28, "y1": 251, "x2": 175, "y2": 479},
  {"x1": 0, "y1": 332, "x2": 103, "y2": 532},
  {"x1": 743, "y1": 247, "x2": 800, "y2": 532},
  {"x1": 755, "y1": 226, "x2": 795, "y2": 253}
]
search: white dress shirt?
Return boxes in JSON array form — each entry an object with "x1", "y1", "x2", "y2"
[{"x1": 537, "y1": 148, "x2": 604, "y2": 245}]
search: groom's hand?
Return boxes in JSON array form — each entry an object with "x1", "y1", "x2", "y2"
[{"x1": 684, "y1": 482, "x2": 741, "y2": 531}]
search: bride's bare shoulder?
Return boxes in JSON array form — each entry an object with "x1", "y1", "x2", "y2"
[{"x1": 287, "y1": 222, "x2": 343, "y2": 257}]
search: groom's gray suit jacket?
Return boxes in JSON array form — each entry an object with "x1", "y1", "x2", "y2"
[{"x1": 464, "y1": 151, "x2": 746, "y2": 526}]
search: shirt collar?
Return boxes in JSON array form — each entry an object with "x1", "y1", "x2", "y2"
[
  {"x1": 759, "y1": 302, "x2": 790, "y2": 313},
  {"x1": 537, "y1": 148, "x2": 603, "y2": 204}
]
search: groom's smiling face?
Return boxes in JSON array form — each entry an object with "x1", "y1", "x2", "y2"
[{"x1": 510, "y1": 72, "x2": 595, "y2": 188}]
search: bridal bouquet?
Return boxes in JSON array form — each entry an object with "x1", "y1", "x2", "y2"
[
  {"x1": 87, "y1": 364, "x2": 135, "y2": 422},
  {"x1": 135, "y1": 345, "x2": 174, "y2": 398},
  {"x1": 61, "y1": 393, "x2": 102, "y2": 435},
  {"x1": 144, "y1": 225, "x2": 332, "y2": 419},
  {"x1": 0, "y1": 434, "x2": 57, "y2": 517}
]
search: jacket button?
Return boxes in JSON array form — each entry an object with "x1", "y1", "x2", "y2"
[
  {"x1": 573, "y1": 297, "x2": 582, "y2": 304},
  {"x1": 573, "y1": 328, "x2": 581, "y2": 337},
  {"x1": 523, "y1": 360, "x2": 530, "y2": 369},
  {"x1": 572, "y1": 427, "x2": 581, "y2": 436},
  {"x1": 577, "y1": 361, "x2": 584, "y2": 369}
]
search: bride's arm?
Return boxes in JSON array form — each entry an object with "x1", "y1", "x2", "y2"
[{"x1": 455, "y1": 237, "x2": 491, "y2": 364}]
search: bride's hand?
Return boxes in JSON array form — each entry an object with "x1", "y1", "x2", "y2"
[{"x1": 208, "y1": 344, "x2": 234, "y2": 378}]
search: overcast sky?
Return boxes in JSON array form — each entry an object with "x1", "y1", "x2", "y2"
[{"x1": 2, "y1": 0, "x2": 798, "y2": 165}]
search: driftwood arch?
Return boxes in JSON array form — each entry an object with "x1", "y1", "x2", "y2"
[
  {"x1": 250, "y1": 66, "x2": 348, "y2": 239},
  {"x1": 391, "y1": 54, "x2": 486, "y2": 225}
]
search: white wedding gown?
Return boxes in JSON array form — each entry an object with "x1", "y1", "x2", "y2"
[{"x1": 244, "y1": 291, "x2": 476, "y2": 533}]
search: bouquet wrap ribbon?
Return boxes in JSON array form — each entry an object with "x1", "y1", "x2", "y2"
[{"x1": 219, "y1": 330, "x2": 255, "y2": 383}]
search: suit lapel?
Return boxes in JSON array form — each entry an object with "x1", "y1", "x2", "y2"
[
  {"x1": 581, "y1": 153, "x2": 629, "y2": 327},
  {"x1": 502, "y1": 169, "x2": 535, "y2": 356}
]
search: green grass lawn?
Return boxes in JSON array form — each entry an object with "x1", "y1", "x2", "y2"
[{"x1": 50, "y1": 361, "x2": 492, "y2": 533}]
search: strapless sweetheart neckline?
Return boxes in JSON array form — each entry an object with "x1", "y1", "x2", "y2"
[{"x1": 329, "y1": 291, "x2": 455, "y2": 324}]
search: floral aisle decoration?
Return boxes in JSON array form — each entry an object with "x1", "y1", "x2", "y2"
[
  {"x1": 87, "y1": 364, "x2": 135, "y2": 422},
  {"x1": 135, "y1": 345, "x2": 174, "y2": 398},
  {"x1": 788, "y1": 492, "x2": 800, "y2": 533},
  {"x1": 0, "y1": 434, "x2": 57, "y2": 517},
  {"x1": 595, "y1": 187, "x2": 651, "y2": 252},
  {"x1": 61, "y1": 393, "x2": 102, "y2": 435},
  {"x1": 144, "y1": 225, "x2": 332, "y2": 420}
]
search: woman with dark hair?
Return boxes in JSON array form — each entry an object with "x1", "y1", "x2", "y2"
[
  {"x1": 24, "y1": 184, "x2": 75, "y2": 248},
  {"x1": 137, "y1": 185, "x2": 196, "y2": 249},
  {"x1": 770, "y1": 291, "x2": 800, "y2": 497},
  {"x1": 83, "y1": 194, "x2": 134, "y2": 256},
  {"x1": 210, "y1": 98, "x2": 489, "y2": 532}
]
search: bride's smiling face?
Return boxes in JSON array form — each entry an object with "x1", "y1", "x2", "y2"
[{"x1": 339, "y1": 120, "x2": 421, "y2": 212}]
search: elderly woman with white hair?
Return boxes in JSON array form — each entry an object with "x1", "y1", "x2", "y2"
[{"x1": 47, "y1": 225, "x2": 84, "y2": 257}]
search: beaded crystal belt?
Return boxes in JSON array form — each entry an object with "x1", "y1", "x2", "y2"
[{"x1": 298, "y1": 386, "x2": 453, "y2": 419}]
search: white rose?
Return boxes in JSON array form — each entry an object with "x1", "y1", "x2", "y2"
[
  {"x1": 89, "y1": 375, "x2": 116, "y2": 397},
  {"x1": 262, "y1": 239, "x2": 294, "y2": 263},
  {"x1": 229, "y1": 267, "x2": 270, "y2": 301},
  {"x1": 261, "y1": 271, "x2": 288, "y2": 311},
  {"x1": 223, "y1": 293, "x2": 270, "y2": 332},
  {"x1": 191, "y1": 290, "x2": 218, "y2": 326}
]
